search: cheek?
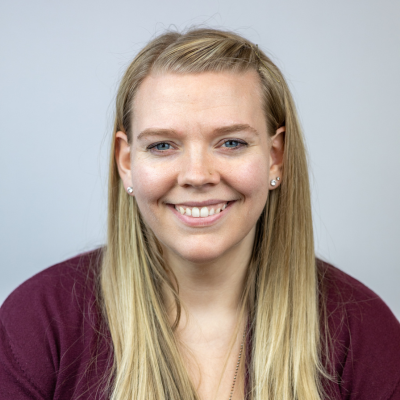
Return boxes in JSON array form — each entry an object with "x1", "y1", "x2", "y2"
[
  {"x1": 227, "y1": 156, "x2": 270, "y2": 200},
  {"x1": 130, "y1": 159, "x2": 175, "y2": 207}
]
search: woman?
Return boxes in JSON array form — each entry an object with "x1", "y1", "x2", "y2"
[{"x1": 1, "y1": 28, "x2": 399, "y2": 400}]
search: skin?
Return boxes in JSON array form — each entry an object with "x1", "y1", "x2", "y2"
[{"x1": 115, "y1": 70, "x2": 284, "y2": 400}]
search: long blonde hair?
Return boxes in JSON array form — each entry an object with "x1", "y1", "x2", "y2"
[{"x1": 100, "y1": 28, "x2": 330, "y2": 400}]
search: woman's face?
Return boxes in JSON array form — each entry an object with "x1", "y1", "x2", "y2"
[{"x1": 116, "y1": 70, "x2": 283, "y2": 264}]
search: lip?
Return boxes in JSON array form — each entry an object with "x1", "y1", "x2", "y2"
[
  {"x1": 167, "y1": 200, "x2": 236, "y2": 227},
  {"x1": 170, "y1": 199, "x2": 231, "y2": 207}
]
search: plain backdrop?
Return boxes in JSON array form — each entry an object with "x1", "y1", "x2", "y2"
[{"x1": 1, "y1": 0, "x2": 399, "y2": 319}]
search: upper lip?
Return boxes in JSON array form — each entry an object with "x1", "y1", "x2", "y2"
[{"x1": 167, "y1": 199, "x2": 234, "y2": 207}]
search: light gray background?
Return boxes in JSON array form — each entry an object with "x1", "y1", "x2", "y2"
[{"x1": 1, "y1": 0, "x2": 399, "y2": 318}]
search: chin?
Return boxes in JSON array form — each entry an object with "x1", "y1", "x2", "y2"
[
  {"x1": 177, "y1": 251, "x2": 225, "y2": 265},
  {"x1": 165, "y1": 236, "x2": 241, "y2": 265}
]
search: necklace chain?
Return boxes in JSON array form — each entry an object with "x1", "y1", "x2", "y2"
[{"x1": 228, "y1": 328, "x2": 246, "y2": 400}]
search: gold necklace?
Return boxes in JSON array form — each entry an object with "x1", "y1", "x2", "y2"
[{"x1": 228, "y1": 328, "x2": 246, "y2": 400}]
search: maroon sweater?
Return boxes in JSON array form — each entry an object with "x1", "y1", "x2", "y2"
[{"x1": 1, "y1": 250, "x2": 400, "y2": 399}]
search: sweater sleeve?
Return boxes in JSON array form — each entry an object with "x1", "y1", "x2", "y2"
[
  {"x1": 0, "y1": 275, "x2": 58, "y2": 399},
  {"x1": 325, "y1": 265, "x2": 400, "y2": 400},
  {"x1": 0, "y1": 250, "x2": 109, "y2": 400}
]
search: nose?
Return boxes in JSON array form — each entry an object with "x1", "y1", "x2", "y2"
[{"x1": 177, "y1": 146, "x2": 220, "y2": 188}]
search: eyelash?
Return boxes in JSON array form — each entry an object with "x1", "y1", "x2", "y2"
[
  {"x1": 147, "y1": 142, "x2": 174, "y2": 151},
  {"x1": 221, "y1": 139, "x2": 247, "y2": 149},
  {"x1": 147, "y1": 139, "x2": 248, "y2": 153}
]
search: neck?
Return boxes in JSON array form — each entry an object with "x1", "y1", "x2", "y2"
[
  {"x1": 162, "y1": 229, "x2": 254, "y2": 328},
  {"x1": 161, "y1": 233, "x2": 254, "y2": 400}
]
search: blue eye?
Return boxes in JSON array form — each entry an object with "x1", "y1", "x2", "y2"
[
  {"x1": 154, "y1": 143, "x2": 171, "y2": 151},
  {"x1": 223, "y1": 140, "x2": 241, "y2": 148}
]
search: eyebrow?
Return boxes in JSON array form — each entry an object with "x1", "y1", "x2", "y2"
[
  {"x1": 136, "y1": 124, "x2": 258, "y2": 141},
  {"x1": 213, "y1": 124, "x2": 259, "y2": 136}
]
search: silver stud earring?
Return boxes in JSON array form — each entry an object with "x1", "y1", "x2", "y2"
[
  {"x1": 276, "y1": 177, "x2": 280, "y2": 181},
  {"x1": 127, "y1": 187, "x2": 134, "y2": 194},
  {"x1": 270, "y1": 179, "x2": 277, "y2": 186}
]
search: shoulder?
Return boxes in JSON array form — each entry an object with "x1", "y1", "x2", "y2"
[
  {"x1": 4, "y1": 248, "x2": 100, "y2": 296},
  {"x1": 1, "y1": 249, "x2": 103, "y2": 332},
  {"x1": 0, "y1": 249, "x2": 109, "y2": 399},
  {"x1": 319, "y1": 260, "x2": 400, "y2": 342},
  {"x1": 318, "y1": 260, "x2": 400, "y2": 399}
]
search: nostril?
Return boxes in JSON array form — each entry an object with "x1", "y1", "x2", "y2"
[{"x1": 177, "y1": 167, "x2": 220, "y2": 187}]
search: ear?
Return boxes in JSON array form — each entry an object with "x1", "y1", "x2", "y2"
[
  {"x1": 269, "y1": 126, "x2": 285, "y2": 189},
  {"x1": 115, "y1": 131, "x2": 133, "y2": 194}
]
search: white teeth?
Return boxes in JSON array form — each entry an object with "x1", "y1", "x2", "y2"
[
  {"x1": 200, "y1": 207, "x2": 208, "y2": 217},
  {"x1": 175, "y1": 202, "x2": 230, "y2": 217}
]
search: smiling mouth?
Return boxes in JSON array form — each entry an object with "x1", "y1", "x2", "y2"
[{"x1": 173, "y1": 201, "x2": 230, "y2": 218}]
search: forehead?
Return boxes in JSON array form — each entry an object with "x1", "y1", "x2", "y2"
[{"x1": 131, "y1": 71, "x2": 266, "y2": 136}]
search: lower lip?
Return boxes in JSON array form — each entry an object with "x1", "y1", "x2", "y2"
[{"x1": 168, "y1": 201, "x2": 235, "y2": 227}]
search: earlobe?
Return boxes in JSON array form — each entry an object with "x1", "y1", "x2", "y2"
[
  {"x1": 115, "y1": 131, "x2": 133, "y2": 192},
  {"x1": 269, "y1": 127, "x2": 285, "y2": 189}
]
